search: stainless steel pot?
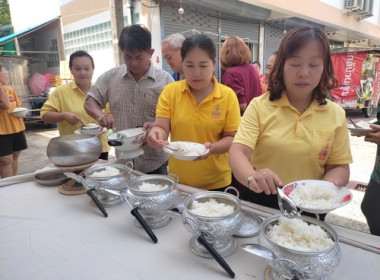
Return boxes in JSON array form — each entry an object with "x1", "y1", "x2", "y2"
[
  {"x1": 64, "y1": 162, "x2": 134, "y2": 207},
  {"x1": 125, "y1": 174, "x2": 181, "y2": 228},
  {"x1": 47, "y1": 134, "x2": 102, "y2": 166},
  {"x1": 258, "y1": 214, "x2": 341, "y2": 279},
  {"x1": 182, "y1": 189, "x2": 244, "y2": 258}
]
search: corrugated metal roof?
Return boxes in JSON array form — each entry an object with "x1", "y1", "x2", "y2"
[{"x1": 0, "y1": 16, "x2": 60, "y2": 45}]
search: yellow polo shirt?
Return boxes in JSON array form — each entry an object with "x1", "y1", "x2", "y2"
[
  {"x1": 156, "y1": 77, "x2": 241, "y2": 190},
  {"x1": 41, "y1": 82, "x2": 110, "y2": 153},
  {"x1": 233, "y1": 93, "x2": 352, "y2": 185},
  {"x1": 0, "y1": 86, "x2": 25, "y2": 135}
]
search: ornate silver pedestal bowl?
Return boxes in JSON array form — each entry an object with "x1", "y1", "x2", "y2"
[
  {"x1": 182, "y1": 190, "x2": 244, "y2": 258},
  {"x1": 83, "y1": 162, "x2": 134, "y2": 207},
  {"x1": 126, "y1": 174, "x2": 181, "y2": 229},
  {"x1": 258, "y1": 215, "x2": 341, "y2": 280}
]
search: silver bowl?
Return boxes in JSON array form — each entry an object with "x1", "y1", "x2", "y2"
[
  {"x1": 182, "y1": 191, "x2": 244, "y2": 258},
  {"x1": 68, "y1": 162, "x2": 134, "y2": 207},
  {"x1": 126, "y1": 174, "x2": 180, "y2": 229},
  {"x1": 258, "y1": 215, "x2": 341, "y2": 279},
  {"x1": 47, "y1": 134, "x2": 102, "y2": 166},
  {"x1": 107, "y1": 128, "x2": 145, "y2": 159}
]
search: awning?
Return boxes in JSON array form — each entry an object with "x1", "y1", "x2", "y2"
[{"x1": 0, "y1": 16, "x2": 60, "y2": 45}]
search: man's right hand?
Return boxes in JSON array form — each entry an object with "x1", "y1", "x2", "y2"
[
  {"x1": 63, "y1": 112, "x2": 84, "y2": 126},
  {"x1": 97, "y1": 114, "x2": 115, "y2": 130}
]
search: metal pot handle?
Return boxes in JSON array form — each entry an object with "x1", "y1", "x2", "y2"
[
  {"x1": 64, "y1": 172, "x2": 86, "y2": 185},
  {"x1": 168, "y1": 173, "x2": 179, "y2": 185},
  {"x1": 224, "y1": 186, "x2": 240, "y2": 198},
  {"x1": 125, "y1": 161, "x2": 134, "y2": 173},
  {"x1": 183, "y1": 216, "x2": 201, "y2": 236}
]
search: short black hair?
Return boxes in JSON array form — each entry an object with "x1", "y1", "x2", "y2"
[
  {"x1": 118, "y1": 24, "x2": 151, "y2": 52},
  {"x1": 181, "y1": 34, "x2": 216, "y2": 63},
  {"x1": 252, "y1": 61, "x2": 260, "y2": 67},
  {"x1": 69, "y1": 50, "x2": 94, "y2": 69}
]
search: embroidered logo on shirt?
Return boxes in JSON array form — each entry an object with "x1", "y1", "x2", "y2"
[
  {"x1": 211, "y1": 105, "x2": 221, "y2": 119},
  {"x1": 318, "y1": 143, "x2": 330, "y2": 161}
]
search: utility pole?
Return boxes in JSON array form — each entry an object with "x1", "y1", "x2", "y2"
[{"x1": 110, "y1": 0, "x2": 124, "y2": 66}]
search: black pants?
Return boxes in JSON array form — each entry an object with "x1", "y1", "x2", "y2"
[
  {"x1": 147, "y1": 161, "x2": 168, "y2": 175},
  {"x1": 361, "y1": 178, "x2": 380, "y2": 236},
  {"x1": 99, "y1": 152, "x2": 109, "y2": 160}
]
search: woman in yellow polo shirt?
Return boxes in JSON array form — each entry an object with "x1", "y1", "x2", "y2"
[
  {"x1": 41, "y1": 51, "x2": 110, "y2": 160},
  {"x1": 229, "y1": 26, "x2": 352, "y2": 214},
  {"x1": 0, "y1": 65, "x2": 28, "y2": 178},
  {"x1": 147, "y1": 34, "x2": 241, "y2": 190}
]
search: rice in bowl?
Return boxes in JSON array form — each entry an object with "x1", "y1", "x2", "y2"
[
  {"x1": 90, "y1": 166, "x2": 120, "y2": 177},
  {"x1": 169, "y1": 142, "x2": 207, "y2": 156},
  {"x1": 189, "y1": 198, "x2": 235, "y2": 217},
  {"x1": 266, "y1": 216, "x2": 334, "y2": 252},
  {"x1": 138, "y1": 182, "x2": 169, "y2": 192},
  {"x1": 288, "y1": 184, "x2": 341, "y2": 209}
]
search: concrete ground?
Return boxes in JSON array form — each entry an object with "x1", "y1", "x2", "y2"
[{"x1": 12, "y1": 109, "x2": 378, "y2": 233}]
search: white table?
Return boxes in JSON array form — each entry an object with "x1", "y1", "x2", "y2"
[{"x1": 1, "y1": 177, "x2": 380, "y2": 280}]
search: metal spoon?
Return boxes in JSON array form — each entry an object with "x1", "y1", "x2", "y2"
[
  {"x1": 64, "y1": 172, "x2": 108, "y2": 218},
  {"x1": 104, "y1": 189, "x2": 158, "y2": 244},
  {"x1": 241, "y1": 244, "x2": 305, "y2": 280},
  {"x1": 185, "y1": 217, "x2": 235, "y2": 278},
  {"x1": 164, "y1": 144, "x2": 186, "y2": 153},
  {"x1": 277, "y1": 187, "x2": 298, "y2": 219},
  {"x1": 348, "y1": 117, "x2": 362, "y2": 128}
]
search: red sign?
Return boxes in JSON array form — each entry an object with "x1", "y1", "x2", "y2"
[{"x1": 331, "y1": 51, "x2": 367, "y2": 105}]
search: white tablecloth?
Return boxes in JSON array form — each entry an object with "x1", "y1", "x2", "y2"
[{"x1": 1, "y1": 177, "x2": 380, "y2": 280}]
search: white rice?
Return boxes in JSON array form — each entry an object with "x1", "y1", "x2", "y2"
[
  {"x1": 90, "y1": 166, "x2": 120, "y2": 177},
  {"x1": 12, "y1": 107, "x2": 27, "y2": 112},
  {"x1": 170, "y1": 142, "x2": 206, "y2": 156},
  {"x1": 138, "y1": 182, "x2": 169, "y2": 192},
  {"x1": 189, "y1": 198, "x2": 235, "y2": 217},
  {"x1": 82, "y1": 123, "x2": 100, "y2": 129},
  {"x1": 288, "y1": 184, "x2": 341, "y2": 209},
  {"x1": 266, "y1": 217, "x2": 334, "y2": 252}
]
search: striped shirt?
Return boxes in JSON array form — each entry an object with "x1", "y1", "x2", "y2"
[{"x1": 87, "y1": 64, "x2": 174, "y2": 173}]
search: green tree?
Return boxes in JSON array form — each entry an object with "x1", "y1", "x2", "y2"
[{"x1": 0, "y1": 0, "x2": 11, "y2": 26}]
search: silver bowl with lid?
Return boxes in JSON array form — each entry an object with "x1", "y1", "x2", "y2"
[
  {"x1": 126, "y1": 174, "x2": 181, "y2": 228},
  {"x1": 258, "y1": 214, "x2": 341, "y2": 279},
  {"x1": 65, "y1": 162, "x2": 134, "y2": 207},
  {"x1": 182, "y1": 189, "x2": 244, "y2": 258}
]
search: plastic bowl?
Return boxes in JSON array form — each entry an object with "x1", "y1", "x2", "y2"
[{"x1": 11, "y1": 107, "x2": 29, "y2": 118}]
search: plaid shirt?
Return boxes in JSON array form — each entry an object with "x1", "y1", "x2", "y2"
[{"x1": 87, "y1": 64, "x2": 174, "y2": 173}]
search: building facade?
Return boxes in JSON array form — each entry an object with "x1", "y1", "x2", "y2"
[{"x1": 56, "y1": 0, "x2": 380, "y2": 80}]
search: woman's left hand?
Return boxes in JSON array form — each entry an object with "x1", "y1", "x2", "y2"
[{"x1": 197, "y1": 142, "x2": 212, "y2": 160}]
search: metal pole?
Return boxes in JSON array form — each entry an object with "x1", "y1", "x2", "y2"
[{"x1": 110, "y1": 0, "x2": 124, "y2": 66}]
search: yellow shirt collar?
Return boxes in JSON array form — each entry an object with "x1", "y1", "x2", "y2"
[
  {"x1": 180, "y1": 76, "x2": 222, "y2": 99},
  {"x1": 270, "y1": 92, "x2": 327, "y2": 111}
]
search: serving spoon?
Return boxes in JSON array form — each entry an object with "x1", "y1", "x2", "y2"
[
  {"x1": 64, "y1": 172, "x2": 108, "y2": 218},
  {"x1": 277, "y1": 187, "x2": 299, "y2": 219},
  {"x1": 347, "y1": 117, "x2": 362, "y2": 128},
  {"x1": 184, "y1": 217, "x2": 235, "y2": 278},
  {"x1": 104, "y1": 188, "x2": 158, "y2": 243},
  {"x1": 241, "y1": 244, "x2": 307, "y2": 280}
]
